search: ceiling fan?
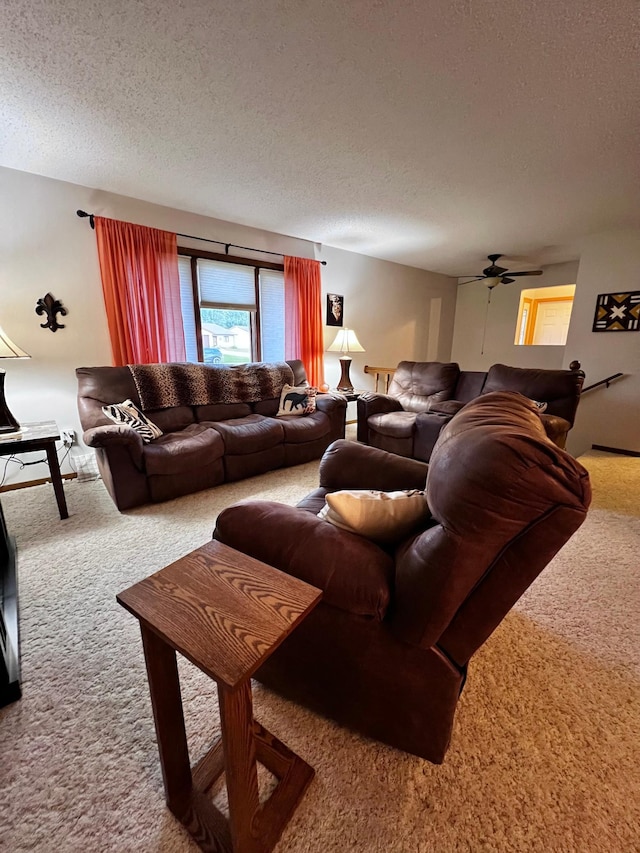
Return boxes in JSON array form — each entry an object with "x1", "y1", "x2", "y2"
[
  {"x1": 458, "y1": 255, "x2": 544, "y2": 356},
  {"x1": 459, "y1": 254, "x2": 544, "y2": 286}
]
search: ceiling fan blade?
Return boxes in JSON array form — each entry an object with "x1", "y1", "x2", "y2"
[
  {"x1": 500, "y1": 276, "x2": 515, "y2": 284},
  {"x1": 507, "y1": 270, "x2": 543, "y2": 277},
  {"x1": 482, "y1": 264, "x2": 508, "y2": 277},
  {"x1": 457, "y1": 276, "x2": 485, "y2": 284}
]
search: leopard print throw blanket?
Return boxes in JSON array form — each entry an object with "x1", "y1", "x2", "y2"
[{"x1": 129, "y1": 362, "x2": 295, "y2": 411}]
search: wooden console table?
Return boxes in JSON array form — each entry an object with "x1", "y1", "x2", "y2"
[
  {"x1": 117, "y1": 540, "x2": 322, "y2": 853},
  {"x1": 0, "y1": 421, "x2": 68, "y2": 520}
]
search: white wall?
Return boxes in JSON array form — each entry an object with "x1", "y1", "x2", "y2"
[
  {"x1": 0, "y1": 166, "x2": 456, "y2": 486},
  {"x1": 451, "y1": 261, "x2": 580, "y2": 371},
  {"x1": 563, "y1": 229, "x2": 640, "y2": 456},
  {"x1": 316, "y1": 244, "x2": 457, "y2": 393}
]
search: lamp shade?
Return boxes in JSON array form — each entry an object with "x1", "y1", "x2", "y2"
[
  {"x1": 0, "y1": 324, "x2": 29, "y2": 359},
  {"x1": 327, "y1": 328, "x2": 365, "y2": 354}
]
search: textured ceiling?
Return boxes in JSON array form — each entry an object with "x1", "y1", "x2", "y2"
[{"x1": 1, "y1": 0, "x2": 639, "y2": 275}]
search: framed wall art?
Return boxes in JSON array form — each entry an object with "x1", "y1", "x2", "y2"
[
  {"x1": 326, "y1": 293, "x2": 344, "y2": 327},
  {"x1": 592, "y1": 291, "x2": 640, "y2": 332}
]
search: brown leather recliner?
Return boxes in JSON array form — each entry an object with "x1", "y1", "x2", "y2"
[
  {"x1": 214, "y1": 391, "x2": 591, "y2": 764},
  {"x1": 356, "y1": 361, "x2": 461, "y2": 456}
]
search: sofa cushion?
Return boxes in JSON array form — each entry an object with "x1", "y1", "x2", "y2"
[
  {"x1": 368, "y1": 410, "x2": 417, "y2": 438},
  {"x1": 388, "y1": 361, "x2": 460, "y2": 413},
  {"x1": 207, "y1": 414, "x2": 284, "y2": 455},
  {"x1": 318, "y1": 489, "x2": 430, "y2": 542},
  {"x1": 279, "y1": 411, "x2": 331, "y2": 444},
  {"x1": 277, "y1": 384, "x2": 317, "y2": 416},
  {"x1": 143, "y1": 424, "x2": 224, "y2": 476},
  {"x1": 102, "y1": 399, "x2": 163, "y2": 443}
]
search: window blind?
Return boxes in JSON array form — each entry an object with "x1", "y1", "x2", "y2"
[
  {"x1": 198, "y1": 259, "x2": 257, "y2": 309},
  {"x1": 259, "y1": 269, "x2": 285, "y2": 362},
  {"x1": 178, "y1": 256, "x2": 199, "y2": 362}
]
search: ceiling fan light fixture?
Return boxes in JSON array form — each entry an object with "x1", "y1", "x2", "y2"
[{"x1": 462, "y1": 254, "x2": 543, "y2": 287}]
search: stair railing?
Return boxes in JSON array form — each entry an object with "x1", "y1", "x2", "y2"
[{"x1": 581, "y1": 372, "x2": 624, "y2": 394}]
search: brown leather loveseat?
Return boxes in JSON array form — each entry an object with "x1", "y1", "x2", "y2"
[
  {"x1": 76, "y1": 359, "x2": 346, "y2": 510},
  {"x1": 357, "y1": 360, "x2": 585, "y2": 461},
  {"x1": 214, "y1": 392, "x2": 591, "y2": 763}
]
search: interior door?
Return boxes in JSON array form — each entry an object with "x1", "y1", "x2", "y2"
[{"x1": 532, "y1": 300, "x2": 573, "y2": 345}]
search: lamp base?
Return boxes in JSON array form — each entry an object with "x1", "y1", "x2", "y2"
[
  {"x1": 336, "y1": 356, "x2": 354, "y2": 392},
  {"x1": 0, "y1": 370, "x2": 20, "y2": 434}
]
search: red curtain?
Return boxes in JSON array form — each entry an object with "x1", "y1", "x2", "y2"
[
  {"x1": 284, "y1": 257, "x2": 324, "y2": 387},
  {"x1": 94, "y1": 217, "x2": 186, "y2": 365}
]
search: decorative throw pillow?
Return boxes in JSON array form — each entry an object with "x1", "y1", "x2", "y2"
[
  {"x1": 102, "y1": 399, "x2": 163, "y2": 443},
  {"x1": 276, "y1": 384, "x2": 317, "y2": 416},
  {"x1": 318, "y1": 489, "x2": 430, "y2": 542}
]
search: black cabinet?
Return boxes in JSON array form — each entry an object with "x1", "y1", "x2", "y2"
[{"x1": 0, "y1": 499, "x2": 20, "y2": 706}]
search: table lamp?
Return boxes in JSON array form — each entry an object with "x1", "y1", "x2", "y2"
[
  {"x1": 327, "y1": 328, "x2": 365, "y2": 392},
  {"x1": 0, "y1": 324, "x2": 30, "y2": 433}
]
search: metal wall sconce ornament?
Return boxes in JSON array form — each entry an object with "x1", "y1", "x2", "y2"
[{"x1": 36, "y1": 293, "x2": 67, "y2": 332}]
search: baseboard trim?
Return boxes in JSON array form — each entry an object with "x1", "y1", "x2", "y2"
[
  {"x1": 0, "y1": 472, "x2": 78, "y2": 493},
  {"x1": 591, "y1": 444, "x2": 640, "y2": 457}
]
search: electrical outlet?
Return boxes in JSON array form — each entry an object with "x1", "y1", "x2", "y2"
[{"x1": 61, "y1": 429, "x2": 76, "y2": 447}]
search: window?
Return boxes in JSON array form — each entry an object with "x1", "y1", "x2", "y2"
[
  {"x1": 515, "y1": 285, "x2": 576, "y2": 346},
  {"x1": 177, "y1": 249, "x2": 285, "y2": 364}
]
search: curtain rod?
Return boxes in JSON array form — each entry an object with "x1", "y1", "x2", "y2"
[{"x1": 76, "y1": 210, "x2": 327, "y2": 265}]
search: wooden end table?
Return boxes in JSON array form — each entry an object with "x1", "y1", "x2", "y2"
[
  {"x1": 0, "y1": 421, "x2": 68, "y2": 519},
  {"x1": 117, "y1": 540, "x2": 322, "y2": 853}
]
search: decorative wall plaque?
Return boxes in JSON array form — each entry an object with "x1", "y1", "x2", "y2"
[
  {"x1": 592, "y1": 291, "x2": 640, "y2": 332},
  {"x1": 35, "y1": 293, "x2": 68, "y2": 332}
]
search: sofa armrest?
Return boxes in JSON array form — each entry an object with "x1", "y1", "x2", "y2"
[
  {"x1": 539, "y1": 414, "x2": 571, "y2": 449},
  {"x1": 214, "y1": 500, "x2": 394, "y2": 619},
  {"x1": 315, "y1": 392, "x2": 347, "y2": 416},
  {"x1": 82, "y1": 425, "x2": 144, "y2": 467},
  {"x1": 319, "y1": 439, "x2": 429, "y2": 491},
  {"x1": 356, "y1": 393, "x2": 403, "y2": 442}
]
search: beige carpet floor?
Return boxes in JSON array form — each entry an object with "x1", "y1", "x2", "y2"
[{"x1": 0, "y1": 450, "x2": 638, "y2": 852}]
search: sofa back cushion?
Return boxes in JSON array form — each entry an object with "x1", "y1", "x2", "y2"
[
  {"x1": 195, "y1": 402, "x2": 252, "y2": 423},
  {"x1": 453, "y1": 370, "x2": 487, "y2": 402},
  {"x1": 252, "y1": 398, "x2": 280, "y2": 417},
  {"x1": 388, "y1": 361, "x2": 460, "y2": 413},
  {"x1": 287, "y1": 359, "x2": 308, "y2": 386},
  {"x1": 391, "y1": 391, "x2": 591, "y2": 654},
  {"x1": 482, "y1": 363, "x2": 584, "y2": 425},
  {"x1": 148, "y1": 406, "x2": 196, "y2": 433}
]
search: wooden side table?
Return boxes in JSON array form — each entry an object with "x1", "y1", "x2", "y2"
[
  {"x1": 0, "y1": 421, "x2": 68, "y2": 519},
  {"x1": 117, "y1": 540, "x2": 322, "y2": 853}
]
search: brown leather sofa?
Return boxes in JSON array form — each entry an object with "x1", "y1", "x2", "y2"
[
  {"x1": 357, "y1": 361, "x2": 585, "y2": 461},
  {"x1": 214, "y1": 392, "x2": 591, "y2": 763},
  {"x1": 76, "y1": 360, "x2": 346, "y2": 510}
]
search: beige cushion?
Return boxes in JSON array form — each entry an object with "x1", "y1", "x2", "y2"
[
  {"x1": 318, "y1": 489, "x2": 430, "y2": 542},
  {"x1": 277, "y1": 384, "x2": 317, "y2": 416}
]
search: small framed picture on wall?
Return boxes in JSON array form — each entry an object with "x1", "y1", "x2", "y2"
[{"x1": 326, "y1": 293, "x2": 344, "y2": 327}]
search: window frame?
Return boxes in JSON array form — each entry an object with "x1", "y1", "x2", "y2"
[{"x1": 178, "y1": 246, "x2": 284, "y2": 363}]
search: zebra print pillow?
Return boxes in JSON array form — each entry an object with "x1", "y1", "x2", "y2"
[{"x1": 102, "y1": 399, "x2": 163, "y2": 443}]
